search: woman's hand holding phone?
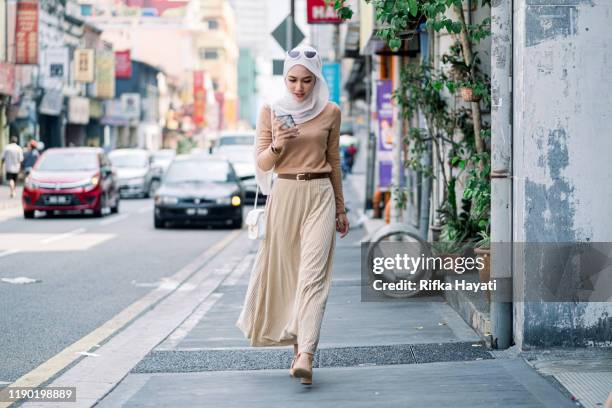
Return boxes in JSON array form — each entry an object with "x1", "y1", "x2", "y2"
[{"x1": 272, "y1": 118, "x2": 299, "y2": 150}]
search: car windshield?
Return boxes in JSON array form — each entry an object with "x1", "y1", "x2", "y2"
[
  {"x1": 164, "y1": 160, "x2": 233, "y2": 183},
  {"x1": 218, "y1": 135, "x2": 254, "y2": 146},
  {"x1": 36, "y1": 152, "x2": 99, "y2": 171},
  {"x1": 109, "y1": 152, "x2": 148, "y2": 168}
]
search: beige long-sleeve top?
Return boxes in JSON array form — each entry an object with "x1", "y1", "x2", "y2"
[{"x1": 256, "y1": 102, "x2": 345, "y2": 215}]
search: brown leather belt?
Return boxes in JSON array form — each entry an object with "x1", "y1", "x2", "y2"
[{"x1": 278, "y1": 172, "x2": 330, "y2": 181}]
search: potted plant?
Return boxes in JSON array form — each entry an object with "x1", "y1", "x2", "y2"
[{"x1": 459, "y1": 80, "x2": 485, "y2": 102}]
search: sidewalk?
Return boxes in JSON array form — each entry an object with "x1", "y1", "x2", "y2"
[
  {"x1": 90, "y1": 179, "x2": 576, "y2": 407},
  {"x1": 0, "y1": 185, "x2": 23, "y2": 220}
]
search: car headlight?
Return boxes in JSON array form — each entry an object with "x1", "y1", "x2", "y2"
[
  {"x1": 89, "y1": 175, "x2": 100, "y2": 187},
  {"x1": 231, "y1": 195, "x2": 241, "y2": 206},
  {"x1": 215, "y1": 197, "x2": 231, "y2": 205},
  {"x1": 155, "y1": 195, "x2": 179, "y2": 205}
]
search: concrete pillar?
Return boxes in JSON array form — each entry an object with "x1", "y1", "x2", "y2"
[{"x1": 513, "y1": 0, "x2": 612, "y2": 348}]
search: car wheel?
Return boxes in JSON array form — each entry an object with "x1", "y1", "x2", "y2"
[
  {"x1": 154, "y1": 217, "x2": 165, "y2": 229},
  {"x1": 23, "y1": 210, "x2": 34, "y2": 219}
]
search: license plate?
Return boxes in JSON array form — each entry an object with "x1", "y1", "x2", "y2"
[
  {"x1": 47, "y1": 195, "x2": 69, "y2": 204},
  {"x1": 186, "y1": 208, "x2": 208, "y2": 215}
]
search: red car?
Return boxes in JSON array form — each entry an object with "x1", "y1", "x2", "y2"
[{"x1": 22, "y1": 147, "x2": 120, "y2": 218}]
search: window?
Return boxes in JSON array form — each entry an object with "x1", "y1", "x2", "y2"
[
  {"x1": 207, "y1": 19, "x2": 219, "y2": 30},
  {"x1": 200, "y1": 49, "x2": 219, "y2": 60}
]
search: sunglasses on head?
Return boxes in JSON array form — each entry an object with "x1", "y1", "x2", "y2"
[{"x1": 287, "y1": 49, "x2": 317, "y2": 59}]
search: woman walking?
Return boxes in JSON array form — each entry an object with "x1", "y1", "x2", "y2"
[{"x1": 236, "y1": 45, "x2": 350, "y2": 385}]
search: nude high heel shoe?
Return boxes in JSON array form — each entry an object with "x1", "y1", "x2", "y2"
[
  {"x1": 289, "y1": 345, "x2": 298, "y2": 378},
  {"x1": 292, "y1": 352, "x2": 313, "y2": 385}
]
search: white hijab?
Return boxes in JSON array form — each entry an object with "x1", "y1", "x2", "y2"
[
  {"x1": 273, "y1": 44, "x2": 329, "y2": 124},
  {"x1": 254, "y1": 45, "x2": 329, "y2": 196}
]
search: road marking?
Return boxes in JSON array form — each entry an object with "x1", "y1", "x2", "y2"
[
  {"x1": 156, "y1": 293, "x2": 223, "y2": 351},
  {"x1": 137, "y1": 206, "x2": 152, "y2": 214},
  {"x1": 2, "y1": 230, "x2": 241, "y2": 408},
  {"x1": 40, "y1": 228, "x2": 86, "y2": 245},
  {"x1": 98, "y1": 213, "x2": 129, "y2": 226},
  {"x1": 223, "y1": 253, "x2": 256, "y2": 286},
  {"x1": 1, "y1": 277, "x2": 41, "y2": 284},
  {"x1": 0, "y1": 249, "x2": 19, "y2": 259}
]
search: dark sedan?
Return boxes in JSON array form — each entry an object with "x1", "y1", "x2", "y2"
[{"x1": 153, "y1": 156, "x2": 244, "y2": 229}]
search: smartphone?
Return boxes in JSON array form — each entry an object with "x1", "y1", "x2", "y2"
[{"x1": 276, "y1": 114, "x2": 296, "y2": 129}]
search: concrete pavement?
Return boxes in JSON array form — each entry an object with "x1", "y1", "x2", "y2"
[{"x1": 84, "y1": 178, "x2": 577, "y2": 407}]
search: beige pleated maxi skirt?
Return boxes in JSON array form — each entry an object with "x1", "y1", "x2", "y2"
[{"x1": 235, "y1": 176, "x2": 337, "y2": 354}]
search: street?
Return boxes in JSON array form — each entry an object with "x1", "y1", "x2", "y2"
[{"x1": 0, "y1": 197, "x2": 240, "y2": 385}]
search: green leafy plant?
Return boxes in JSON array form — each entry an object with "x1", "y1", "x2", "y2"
[
  {"x1": 475, "y1": 230, "x2": 490, "y2": 249},
  {"x1": 335, "y1": 0, "x2": 492, "y2": 246}
]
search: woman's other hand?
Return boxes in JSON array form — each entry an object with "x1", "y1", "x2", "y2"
[
  {"x1": 336, "y1": 213, "x2": 349, "y2": 238},
  {"x1": 273, "y1": 119, "x2": 299, "y2": 149}
]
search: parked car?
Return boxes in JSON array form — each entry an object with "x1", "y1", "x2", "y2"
[
  {"x1": 108, "y1": 148, "x2": 155, "y2": 198},
  {"x1": 22, "y1": 147, "x2": 119, "y2": 218},
  {"x1": 154, "y1": 155, "x2": 244, "y2": 229},
  {"x1": 150, "y1": 149, "x2": 176, "y2": 193}
]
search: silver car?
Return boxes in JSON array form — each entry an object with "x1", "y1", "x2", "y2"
[{"x1": 108, "y1": 149, "x2": 155, "y2": 198}]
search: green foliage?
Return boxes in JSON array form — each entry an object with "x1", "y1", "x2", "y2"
[
  {"x1": 335, "y1": 0, "x2": 492, "y2": 245},
  {"x1": 475, "y1": 230, "x2": 490, "y2": 249}
]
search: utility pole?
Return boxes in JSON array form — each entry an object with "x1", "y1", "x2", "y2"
[
  {"x1": 286, "y1": 0, "x2": 295, "y2": 53},
  {"x1": 490, "y1": 0, "x2": 513, "y2": 349},
  {"x1": 390, "y1": 56, "x2": 403, "y2": 224}
]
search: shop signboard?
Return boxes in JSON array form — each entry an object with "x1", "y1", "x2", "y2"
[
  {"x1": 193, "y1": 70, "x2": 205, "y2": 127},
  {"x1": 0, "y1": 62, "x2": 15, "y2": 96},
  {"x1": 101, "y1": 99, "x2": 128, "y2": 126},
  {"x1": 15, "y1": 0, "x2": 38, "y2": 65},
  {"x1": 121, "y1": 93, "x2": 141, "y2": 120},
  {"x1": 39, "y1": 90, "x2": 64, "y2": 116},
  {"x1": 95, "y1": 50, "x2": 115, "y2": 99},
  {"x1": 68, "y1": 97, "x2": 90, "y2": 124},
  {"x1": 74, "y1": 49, "x2": 95, "y2": 82},
  {"x1": 41, "y1": 47, "x2": 69, "y2": 89},
  {"x1": 376, "y1": 79, "x2": 393, "y2": 189},
  {"x1": 115, "y1": 50, "x2": 132, "y2": 78},
  {"x1": 322, "y1": 62, "x2": 340, "y2": 105},
  {"x1": 307, "y1": 0, "x2": 342, "y2": 24}
]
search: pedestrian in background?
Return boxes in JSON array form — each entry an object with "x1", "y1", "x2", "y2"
[
  {"x1": 1, "y1": 136, "x2": 24, "y2": 198},
  {"x1": 346, "y1": 143, "x2": 357, "y2": 173},
  {"x1": 236, "y1": 45, "x2": 350, "y2": 386},
  {"x1": 22, "y1": 140, "x2": 40, "y2": 177}
]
